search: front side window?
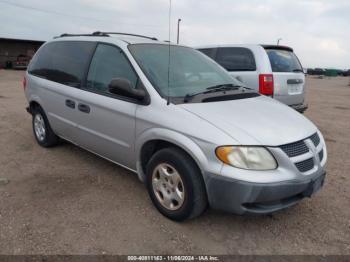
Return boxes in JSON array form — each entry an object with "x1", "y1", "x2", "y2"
[
  {"x1": 266, "y1": 49, "x2": 303, "y2": 72},
  {"x1": 86, "y1": 44, "x2": 138, "y2": 94},
  {"x1": 28, "y1": 41, "x2": 95, "y2": 87},
  {"x1": 215, "y1": 47, "x2": 256, "y2": 72},
  {"x1": 129, "y1": 44, "x2": 242, "y2": 98}
]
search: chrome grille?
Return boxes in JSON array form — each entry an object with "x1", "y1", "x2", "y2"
[
  {"x1": 295, "y1": 158, "x2": 314, "y2": 172},
  {"x1": 279, "y1": 132, "x2": 323, "y2": 174},
  {"x1": 319, "y1": 149, "x2": 324, "y2": 162},
  {"x1": 309, "y1": 132, "x2": 320, "y2": 147},
  {"x1": 280, "y1": 140, "x2": 309, "y2": 157}
]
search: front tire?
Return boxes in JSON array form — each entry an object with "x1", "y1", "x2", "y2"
[
  {"x1": 32, "y1": 106, "x2": 59, "y2": 147},
  {"x1": 146, "y1": 147, "x2": 208, "y2": 221}
]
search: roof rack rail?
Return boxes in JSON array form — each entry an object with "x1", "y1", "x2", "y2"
[
  {"x1": 92, "y1": 31, "x2": 158, "y2": 40},
  {"x1": 54, "y1": 33, "x2": 109, "y2": 39},
  {"x1": 54, "y1": 32, "x2": 158, "y2": 41}
]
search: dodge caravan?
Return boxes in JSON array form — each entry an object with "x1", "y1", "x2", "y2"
[
  {"x1": 197, "y1": 44, "x2": 308, "y2": 113},
  {"x1": 24, "y1": 32, "x2": 327, "y2": 221}
]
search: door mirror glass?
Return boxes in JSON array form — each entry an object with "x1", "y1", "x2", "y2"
[{"x1": 108, "y1": 78, "x2": 146, "y2": 101}]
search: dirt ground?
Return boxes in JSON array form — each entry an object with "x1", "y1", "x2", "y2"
[{"x1": 0, "y1": 70, "x2": 349, "y2": 255}]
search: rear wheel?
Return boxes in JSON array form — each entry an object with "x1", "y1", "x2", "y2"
[
  {"x1": 32, "y1": 106, "x2": 59, "y2": 147},
  {"x1": 146, "y1": 147, "x2": 207, "y2": 221}
]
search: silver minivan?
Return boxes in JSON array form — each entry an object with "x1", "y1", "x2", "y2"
[
  {"x1": 24, "y1": 32, "x2": 326, "y2": 221},
  {"x1": 197, "y1": 45, "x2": 307, "y2": 112}
]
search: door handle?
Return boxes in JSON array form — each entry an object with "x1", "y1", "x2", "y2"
[
  {"x1": 287, "y1": 79, "x2": 304, "y2": 85},
  {"x1": 78, "y1": 103, "x2": 90, "y2": 114},
  {"x1": 65, "y1": 99, "x2": 76, "y2": 109}
]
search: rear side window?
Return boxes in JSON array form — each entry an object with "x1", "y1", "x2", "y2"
[
  {"x1": 28, "y1": 41, "x2": 96, "y2": 87},
  {"x1": 198, "y1": 48, "x2": 215, "y2": 59},
  {"x1": 215, "y1": 47, "x2": 256, "y2": 72},
  {"x1": 86, "y1": 44, "x2": 138, "y2": 95},
  {"x1": 266, "y1": 49, "x2": 303, "y2": 72}
]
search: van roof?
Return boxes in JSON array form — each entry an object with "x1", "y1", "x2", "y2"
[
  {"x1": 195, "y1": 44, "x2": 294, "y2": 52},
  {"x1": 52, "y1": 31, "x2": 167, "y2": 45}
]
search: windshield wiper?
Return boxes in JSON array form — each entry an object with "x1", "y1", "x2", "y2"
[
  {"x1": 240, "y1": 86, "x2": 253, "y2": 90},
  {"x1": 184, "y1": 84, "x2": 241, "y2": 102},
  {"x1": 205, "y1": 83, "x2": 241, "y2": 91},
  {"x1": 208, "y1": 84, "x2": 254, "y2": 92}
]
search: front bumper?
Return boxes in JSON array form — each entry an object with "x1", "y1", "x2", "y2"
[
  {"x1": 290, "y1": 103, "x2": 308, "y2": 113},
  {"x1": 206, "y1": 171, "x2": 326, "y2": 215}
]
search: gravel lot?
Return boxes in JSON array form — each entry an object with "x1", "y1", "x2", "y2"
[{"x1": 0, "y1": 70, "x2": 349, "y2": 255}]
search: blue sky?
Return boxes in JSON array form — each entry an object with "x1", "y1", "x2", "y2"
[{"x1": 0, "y1": 0, "x2": 349, "y2": 68}]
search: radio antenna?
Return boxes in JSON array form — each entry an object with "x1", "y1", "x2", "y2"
[{"x1": 166, "y1": 0, "x2": 172, "y2": 105}]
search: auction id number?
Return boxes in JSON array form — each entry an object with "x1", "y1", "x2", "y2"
[{"x1": 128, "y1": 255, "x2": 219, "y2": 261}]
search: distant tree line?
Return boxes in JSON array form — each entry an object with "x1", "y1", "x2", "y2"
[{"x1": 307, "y1": 68, "x2": 350, "y2": 76}]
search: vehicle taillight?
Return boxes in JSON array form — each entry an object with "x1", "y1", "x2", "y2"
[
  {"x1": 259, "y1": 74, "x2": 274, "y2": 96},
  {"x1": 22, "y1": 76, "x2": 27, "y2": 90}
]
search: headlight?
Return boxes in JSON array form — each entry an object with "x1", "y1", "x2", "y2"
[{"x1": 215, "y1": 146, "x2": 277, "y2": 170}]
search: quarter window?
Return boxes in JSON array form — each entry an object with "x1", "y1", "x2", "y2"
[
  {"x1": 28, "y1": 41, "x2": 95, "y2": 87},
  {"x1": 86, "y1": 44, "x2": 138, "y2": 95},
  {"x1": 215, "y1": 47, "x2": 256, "y2": 72},
  {"x1": 198, "y1": 48, "x2": 216, "y2": 59}
]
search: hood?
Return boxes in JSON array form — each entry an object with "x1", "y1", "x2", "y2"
[{"x1": 179, "y1": 96, "x2": 317, "y2": 146}]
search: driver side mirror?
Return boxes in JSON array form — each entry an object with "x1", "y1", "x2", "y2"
[{"x1": 108, "y1": 78, "x2": 146, "y2": 101}]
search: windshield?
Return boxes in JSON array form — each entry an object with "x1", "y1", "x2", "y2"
[
  {"x1": 266, "y1": 49, "x2": 303, "y2": 73},
  {"x1": 128, "y1": 44, "x2": 242, "y2": 97}
]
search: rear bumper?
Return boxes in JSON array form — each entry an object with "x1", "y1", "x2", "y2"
[
  {"x1": 206, "y1": 171, "x2": 326, "y2": 215},
  {"x1": 290, "y1": 103, "x2": 308, "y2": 113},
  {"x1": 13, "y1": 65, "x2": 28, "y2": 70}
]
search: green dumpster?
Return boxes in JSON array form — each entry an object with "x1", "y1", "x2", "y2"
[{"x1": 325, "y1": 69, "x2": 339, "y2": 77}]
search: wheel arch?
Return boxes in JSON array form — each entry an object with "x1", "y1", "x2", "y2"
[
  {"x1": 136, "y1": 128, "x2": 209, "y2": 183},
  {"x1": 28, "y1": 95, "x2": 45, "y2": 114}
]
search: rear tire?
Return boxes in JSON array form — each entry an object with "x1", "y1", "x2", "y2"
[
  {"x1": 32, "y1": 106, "x2": 59, "y2": 147},
  {"x1": 146, "y1": 147, "x2": 207, "y2": 221}
]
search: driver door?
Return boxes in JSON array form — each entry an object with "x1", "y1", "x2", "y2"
[{"x1": 74, "y1": 43, "x2": 139, "y2": 169}]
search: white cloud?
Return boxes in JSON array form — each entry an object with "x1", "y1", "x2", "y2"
[{"x1": 0, "y1": 0, "x2": 349, "y2": 68}]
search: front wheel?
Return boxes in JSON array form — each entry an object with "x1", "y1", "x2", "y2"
[
  {"x1": 32, "y1": 106, "x2": 59, "y2": 147},
  {"x1": 146, "y1": 147, "x2": 208, "y2": 221}
]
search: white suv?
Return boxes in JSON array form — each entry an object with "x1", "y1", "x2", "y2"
[{"x1": 197, "y1": 45, "x2": 307, "y2": 112}]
